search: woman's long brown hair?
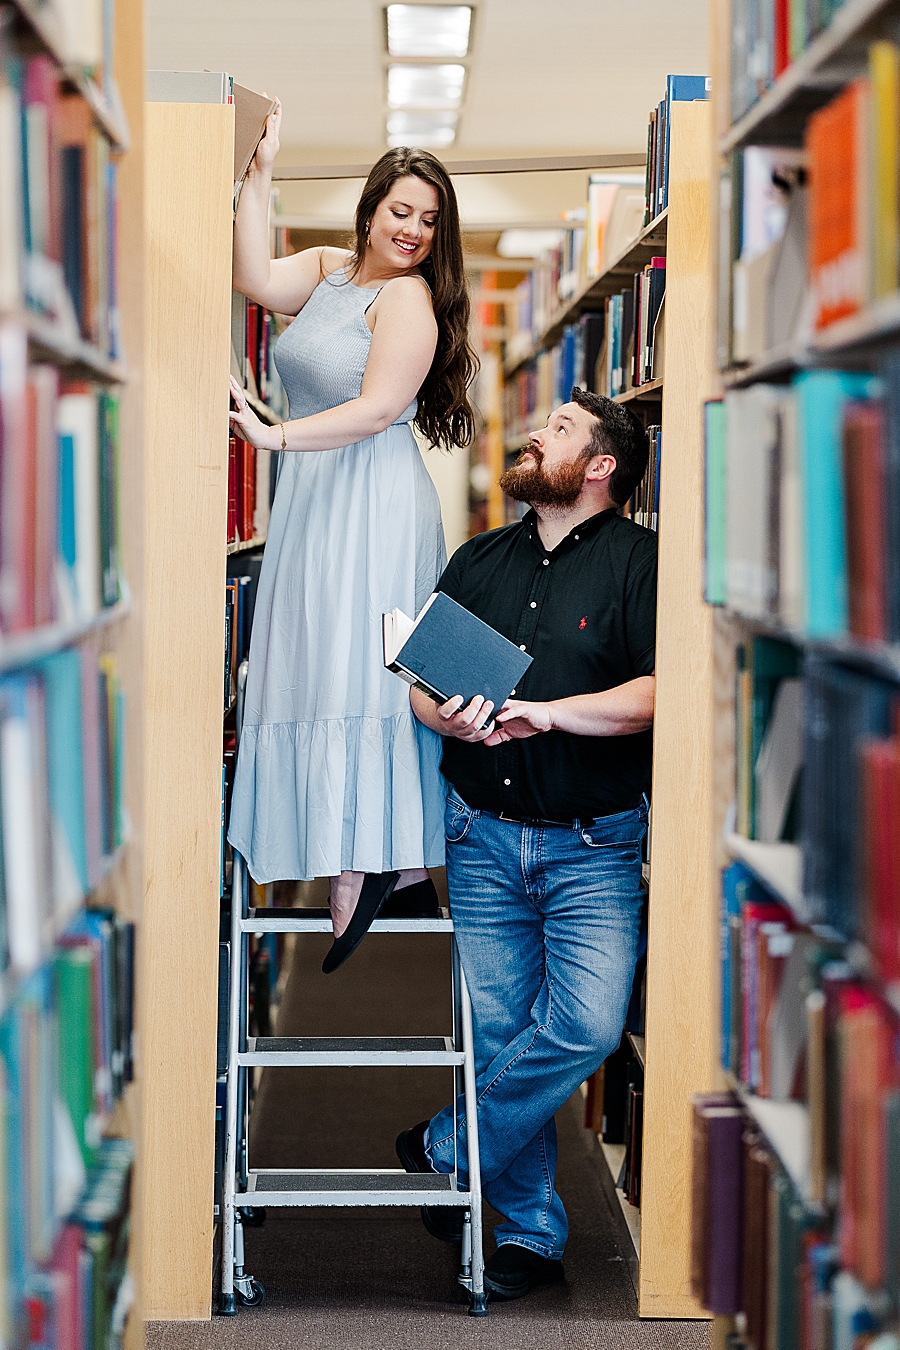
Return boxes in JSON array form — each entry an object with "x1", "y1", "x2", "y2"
[{"x1": 347, "y1": 147, "x2": 478, "y2": 451}]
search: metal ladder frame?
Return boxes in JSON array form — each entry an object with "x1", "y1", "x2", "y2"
[{"x1": 220, "y1": 669, "x2": 487, "y2": 1317}]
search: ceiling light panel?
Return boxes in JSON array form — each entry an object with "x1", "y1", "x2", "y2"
[
  {"x1": 386, "y1": 110, "x2": 458, "y2": 148},
  {"x1": 388, "y1": 63, "x2": 465, "y2": 109},
  {"x1": 386, "y1": 5, "x2": 473, "y2": 59}
]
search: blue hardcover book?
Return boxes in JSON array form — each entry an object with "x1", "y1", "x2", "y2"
[
  {"x1": 57, "y1": 431, "x2": 78, "y2": 617},
  {"x1": 38, "y1": 648, "x2": 88, "y2": 902},
  {"x1": 720, "y1": 863, "x2": 743, "y2": 1072},
  {"x1": 561, "y1": 325, "x2": 576, "y2": 399},
  {"x1": 1, "y1": 1004, "x2": 28, "y2": 1294},
  {"x1": 383, "y1": 591, "x2": 533, "y2": 713},
  {"x1": 795, "y1": 370, "x2": 877, "y2": 638},
  {"x1": 663, "y1": 75, "x2": 711, "y2": 211}
]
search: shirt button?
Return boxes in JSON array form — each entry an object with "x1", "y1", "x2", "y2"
[
  {"x1": 519, "y1": 644, "x2": 526, "y2": 651},
  {"x1": 574, "y1": 534, "x2": 580, "y2": 540},
  {"x1": 504, "y1": 778, "x2": 511, "y2": 786},
  {"x1": 542, "y1": 559, "x2": 549, "y2": 566},
  {"x1": 530, "y1": 601, "x2": 537, "y2": 609}
]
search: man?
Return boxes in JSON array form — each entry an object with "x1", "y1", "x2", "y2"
[{"x1": 396, "y1": 386, "x2": 656, "y2": 1301}]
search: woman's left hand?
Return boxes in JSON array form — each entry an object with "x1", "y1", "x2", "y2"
[{"x1": 229, "y1": 376, "x2": 275, "y2": 449}]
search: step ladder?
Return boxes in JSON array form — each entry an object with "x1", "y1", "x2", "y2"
[{"x1": 220, "y1": 665, "x2": 488, "y2": 1317}]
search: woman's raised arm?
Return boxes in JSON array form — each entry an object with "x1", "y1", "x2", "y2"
[{"x1": 233, "y1": 98, "x2": 342, "y2": 315}]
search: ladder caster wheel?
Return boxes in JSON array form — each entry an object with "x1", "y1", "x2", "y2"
[
  {"x1": 240, "y1": 1206, "x2": 266, "y2": 1227},
  {"x1": 236, "y1": 1278, "x2": 265, "y2": 1308},
  {"x1": 468, "y1": 1292, "x2": 489, "y2": 1317},
  {"x1": 219, "y1": 1293, "x2": 237, "y2": 1316}
]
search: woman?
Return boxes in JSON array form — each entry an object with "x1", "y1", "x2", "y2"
[{"x1": 227, "y1": 100, "x2": 477, "y2": 973}]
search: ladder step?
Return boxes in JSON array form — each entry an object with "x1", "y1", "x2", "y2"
[
  {"x1": 241, "y1": 907, "x2": 455, "y2": 934},
  {"x1": 242, "y1": 1169, "x2": 472, "y2": 1207},
  {"x1": 238, "y1": 1035, "x2": 464, "y2": 1066}
]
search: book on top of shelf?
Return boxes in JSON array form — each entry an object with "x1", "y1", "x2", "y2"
[{"x1": 231, "y1": 83, "x2": 276, "y2": 187}]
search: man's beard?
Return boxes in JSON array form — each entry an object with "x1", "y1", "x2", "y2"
[{"x1": 499, "y1": 445, "x2": 589, "y2": 509}]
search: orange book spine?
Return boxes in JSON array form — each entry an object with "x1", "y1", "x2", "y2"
[{"x1": 808, "y1": 80, "x2": 868, "y2": 330}]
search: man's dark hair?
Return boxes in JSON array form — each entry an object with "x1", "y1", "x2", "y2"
[{"x1": 569, "y1": 386, "x2": 650, "y2": 507}]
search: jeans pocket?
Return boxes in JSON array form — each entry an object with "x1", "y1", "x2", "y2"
[
  {"x1": 579, "y1": 804, "x2": 647, "y2": 854},
  {"x1": 445, "y1": 794, "x2": 474, "y2": 844}
]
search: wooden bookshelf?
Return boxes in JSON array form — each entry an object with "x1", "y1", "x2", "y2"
[
  {"x1": 638, "y1": 99, "x2": 717, "y2": 1318},
  {"x1": 143, "y1": 97, "x2": 235, "y2": 1322},
  {"x1": 701, "y1": 0, "x2": 900, "y2": 1336},
  {"x1": 613, "y1": 377, "x2": 664, "y2": 404},
  {"x1": 503, "y1": 210, "x2": 670, "y2": 379}
]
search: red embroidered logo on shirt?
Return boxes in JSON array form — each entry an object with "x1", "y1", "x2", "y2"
[{"x1": 579, "y1": 617, "x2": 587, "y2": 629}]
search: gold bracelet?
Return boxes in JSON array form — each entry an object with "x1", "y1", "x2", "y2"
[{"x1": 280, "y1": 423, "x2": 286, "y2": 451}]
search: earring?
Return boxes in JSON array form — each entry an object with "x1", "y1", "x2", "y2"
[{"x1": 365, "y1": 221, "x2": 371, "y2": 246}]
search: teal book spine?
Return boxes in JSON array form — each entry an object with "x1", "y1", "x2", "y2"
[
  {"x1": 796, "y1": 371, "x2": 876, "y2": 637},
  {"x1": 704, "y1": 400, "x2": 727, "y2": 603}
]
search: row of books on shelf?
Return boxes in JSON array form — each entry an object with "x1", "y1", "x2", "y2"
[
  {"x1": 227, "y1": 435, "x2": 271, "y2": 547},
  {"x1": 0, "y1": 324, "x2": 121, "y2": 634},
  {"x1": 601, "y1": 258, "x2": 666, "y2": 398},
  {"x1": 622, "y1": 426, "x2": 662, "y2": 533},
  {"x1": 231, "y1": 292, "x2": 286, "y2": 422},
  {"x1": 704, "y1": 364, "x2": 900, "y2": 642},
  {"x1": 699, "y1": 871, "x2": 900, "y2": 1342},
  {"x1": 0, "y1": 641, "x2": 125, "y2": 981},
  {"x1": 0, "y1": 41, "x2": 119, "y2": 354},
  {"x1": 724, "y1": 40, "x2": 900, "y2": 367},
  {"x1": 0, "y1": 910, "x2": 135, "y2": 1349},
  {"x1": 502, "y1": 188, "x2": 646, "y2": 348},
  {"x1": 505, "y1": 265, "x2": 665, "y2": 422},
  {"x1": 584, "y1": 1034, "x2": 645, "y2": 1209},
  {"x1": 500, "y1": 74, "x2": 706, "y2": 357},
  {"x1": 643, "y1": 75, "x2": 709, "y2": 225},
  {"x1": 224, "y1": 571, "x2": 254, "y2": 713},
  {"x1": 730, "y1": 0, "x2": 848, "y2": 124},
  {"x1": 692, "y1": 1093, "x2": 891, "y2": 1348},
  {"x1": 731, "y1": 633, "x2": 900, "y2": 964}
]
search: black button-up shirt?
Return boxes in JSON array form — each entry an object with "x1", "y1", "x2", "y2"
[{"x1": 437, "y1": 507, "x2": 657, "y2": 821}]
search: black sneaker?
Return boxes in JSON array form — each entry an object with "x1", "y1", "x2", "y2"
[
  {"x1": 483, "y1": 1244, "x2": 566, "y2": 1300},
  {"x1": 395, "y1": 1121, "x2": 465, "y2": 1244}
]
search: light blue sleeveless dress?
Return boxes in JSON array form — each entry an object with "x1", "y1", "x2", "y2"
[{"x1": 227, "y1": 268, "x2": 447, "y2": 882}]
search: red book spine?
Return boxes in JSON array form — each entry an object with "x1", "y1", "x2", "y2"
[
  {"x1": 227, "y1": 434, "x2": 238, "y2": 542},
  {"x1": 239, "y1": 438, "x2": 256, "y2": 542},
  {"x1": 774, "y1": 0, "x2": 790, "y2": 77},
  {"x1": 842, "y1": 402, "x2": 887, "y2": 641}
]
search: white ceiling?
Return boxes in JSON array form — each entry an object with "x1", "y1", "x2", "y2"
[{"x1": 146, "y1": 0, "x2": 709, "y2": 227}]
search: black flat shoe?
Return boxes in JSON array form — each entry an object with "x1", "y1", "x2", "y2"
[
  {"x1": 380, "y1": 877, "x2": 442, "y2": 919},
  {"x1": 483, "y1": 1244, "x2": 566, "y2": 1301},
  {"x1": 396, "y1": 1121, "x2": 465, "y2": 1244},
  {"x1": 321, "y1": 871, "x2": 399, "y2": 974}
]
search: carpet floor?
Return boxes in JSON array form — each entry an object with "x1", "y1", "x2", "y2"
[{"x1": 148, "y1": 926, "x2": 710, "y2": 1350}]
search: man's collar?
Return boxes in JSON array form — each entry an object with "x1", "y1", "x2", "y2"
[{"x1": 522, "y1": 506, "x2": 618, "y2": 550}]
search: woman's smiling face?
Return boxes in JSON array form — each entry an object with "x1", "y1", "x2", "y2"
[{"x1": 366, "y1": 174, "x2": 440, "y2": 273}]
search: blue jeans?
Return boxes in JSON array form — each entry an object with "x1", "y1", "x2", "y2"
[{"x1": 425, "y1": 787, "x2": 648, "y2": 1259}]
